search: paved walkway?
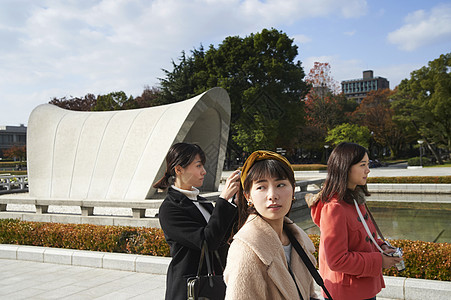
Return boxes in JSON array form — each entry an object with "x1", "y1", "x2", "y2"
[
  {"x1": 1, "y1": 165, "x2": 450, "y2": 300},
  {"x1": 0, "y1": 258, "x2": 166, "y2": 299}
]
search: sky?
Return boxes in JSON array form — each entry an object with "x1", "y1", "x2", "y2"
[{"x1": 1, "y1": 0, "x2": 450, "y2": 126}]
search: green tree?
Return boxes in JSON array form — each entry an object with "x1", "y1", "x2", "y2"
[
  {"x1": 124, "y1": 86, "x2": 163, "y2": 109},
  {"x1": 392, "y1": 53, "x2": 451, "y2": 163},
  {"x1": 326, "y1": 123, "x2": 371, "y2": 148},
  {"x1": 93, "y1": 91, "x2": 133, "y2": 111},
  {"x1": 157, "y1": 28, "x2": 309, "y2": 155}
]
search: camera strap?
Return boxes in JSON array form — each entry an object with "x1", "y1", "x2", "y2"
[
  {"x1": 353, "y1": 200, "x2": 384, "y2": 253},
  {"x1": 365, "y1": 203, "x2": 387, "y2": 241}
]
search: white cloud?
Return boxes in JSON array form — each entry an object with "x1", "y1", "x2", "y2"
[
  {"x1": 377, "y1": 63, "x2": 423, "y2": 88},
  {"x1": 344, "y1": 30, "x2": 356, "y2": 36},
  {"x1": 387, "y1": 3, "x2": 451, "y2": 51},
  {"x1": 292, "y1": 34, "x2": 312, "y2": 44}
]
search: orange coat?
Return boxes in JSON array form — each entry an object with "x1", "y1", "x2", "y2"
[{"x1": 309, "y1": 193, "x2": 385, "y2": 300}]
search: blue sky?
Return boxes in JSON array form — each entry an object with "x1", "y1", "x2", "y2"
[{"x1": 1, "y1": 0, "x2": 450, "y2": 126}]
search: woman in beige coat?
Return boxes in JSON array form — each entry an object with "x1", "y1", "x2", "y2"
[{"x1": 224, "y1": 151, "x2": 320, "y2": 300}]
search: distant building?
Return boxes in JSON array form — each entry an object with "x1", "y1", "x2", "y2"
[
  {"x1": 0, "y1": 124, "x2": 27, "y2": 158},
  {"x1": 341, "y1": 70, "x2": 390, "y2": 103}
]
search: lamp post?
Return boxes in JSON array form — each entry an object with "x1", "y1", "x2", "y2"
[
  {"x1": 417, "y1": 140, "x2": 424, "y2": 168},
  {"x1": 324, "y1": 145, "x2": 330, "y2": 164}
]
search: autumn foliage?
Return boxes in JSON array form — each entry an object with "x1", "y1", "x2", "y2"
[
  {"x1": 3, "y1": 145, "x2": 26, "y2": 161},
  {"x1": 0, "y1": 219, "x2": 170, "y2": 257}
]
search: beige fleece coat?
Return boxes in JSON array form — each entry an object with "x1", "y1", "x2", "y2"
[{"x1": 224, "y1": 215, "x2": 319, "y2": 300}]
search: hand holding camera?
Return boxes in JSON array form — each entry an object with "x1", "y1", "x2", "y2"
[{"x1": 382, "y1": 244, "x2": 405, "y2": 271}]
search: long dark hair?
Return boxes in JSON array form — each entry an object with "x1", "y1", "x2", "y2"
[
  {"x1": 234, "y1": 159, "x2": 295, "y2": 234},
  {"x1": 320, "y1": 142, "x2": 370, "y2": 204},
  {"x1": 153, "y1": 143, "x2": 206, "y2": 190}
]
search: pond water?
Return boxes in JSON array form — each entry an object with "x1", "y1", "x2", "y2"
[{"x1": 293, "y1": 198, "x2": 451, "y2": 244}]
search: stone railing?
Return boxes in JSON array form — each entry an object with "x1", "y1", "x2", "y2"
[
  {"x1": 0, "y1": 178, "x2": 325, "y2": 227},
  {"x1": 0, "y1": 175, "x2": 28, "y2": 195}
]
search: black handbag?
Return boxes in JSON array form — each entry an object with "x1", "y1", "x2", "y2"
[{"x1": 186, "y1": 241, "x2": 226, "y2": 300}]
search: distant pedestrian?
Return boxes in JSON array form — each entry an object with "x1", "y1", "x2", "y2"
[
  {"x1": 153, "y1": 142, "x2": 240, "y2": 300},
  {"x1": 307, "y1": 142, "x2": 403, "y2": 300}
]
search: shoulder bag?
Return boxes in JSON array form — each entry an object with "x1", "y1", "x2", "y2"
[{"x1": 186, "y1": 241, "x2": 226, "y2": 300}]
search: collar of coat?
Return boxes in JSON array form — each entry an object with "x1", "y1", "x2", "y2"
[
  {"x1": 305, "y1": 185, "x2": 367, "y2": 208},
  {"x1": 232, "y1": 214, "x2": 317, "y2": 299},
  {"x1": 233, "y1": 214, "x2": 316, "y2": 267}
]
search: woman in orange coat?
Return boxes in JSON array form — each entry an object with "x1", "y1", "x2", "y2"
[{"x1": 307, "y1": 142, "x2": 402, "y2": 300}]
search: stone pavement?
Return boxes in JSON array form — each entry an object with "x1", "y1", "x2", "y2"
[
  {"x1": 0, "y1": 258, "x2": 166, "y2": 299},
  {"x1": 1, "y1": 243, "x2": 450, "y2": 300}
]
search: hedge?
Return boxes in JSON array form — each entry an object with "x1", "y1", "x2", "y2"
[
  {"x1": 0, "y1": 219, "x2": 169, "y2": 256},
  {"x1": 292, "y1": 164, "x2": 327, "y2": 171},
  {"x1": 0, "y1": 219, "x2": 449, "y2": 281},
  {"x1": 367, "y1": 176, "x2": 451, "y2": 184},
  {"x1": 0, "y1": 161, "x2": 27, "y2": 168},
  {"x1": 408, "y1": 156, "x2": 432, "y2": 166}
]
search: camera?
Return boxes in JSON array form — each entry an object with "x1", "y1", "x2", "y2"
[{"x1": 385, "y1": 247, "x2": 405, "y2": 271}]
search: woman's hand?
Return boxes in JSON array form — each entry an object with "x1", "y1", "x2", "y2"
[
  {"x1": 381, "y1": 252, "x2": 403, "y2": 269},
  {"x1": 220, "y1": 170, "x2": 241, "y2": 201},
  {"x1": 381, "y1": 244, "x2": 395, "y2": 254}
]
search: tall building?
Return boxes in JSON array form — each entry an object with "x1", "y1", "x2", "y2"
[
  {"x1": 341, "y1": 70, "x2": 390, "y2": 103},
  {"x1": 0, "y1": 124, "x2": 27, "y2": 158}
]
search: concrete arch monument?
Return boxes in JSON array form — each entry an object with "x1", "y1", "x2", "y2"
[{"x1": 27, "y1": 87, "x2": 231, "y2": 201}]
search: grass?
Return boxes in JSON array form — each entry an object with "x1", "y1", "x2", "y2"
[{"x1": 425, "y1": 162, "x2": 451, "y2": 168}]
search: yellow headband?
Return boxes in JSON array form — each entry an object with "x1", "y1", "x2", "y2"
[{"x1": 240, "y1": 150, "x2": 294, "y2": 187}]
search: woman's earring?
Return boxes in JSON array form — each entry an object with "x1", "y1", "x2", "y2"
[{"x1": 247, "y1": 200, "x2": 254, "y2": 207}]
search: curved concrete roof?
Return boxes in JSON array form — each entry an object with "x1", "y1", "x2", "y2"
[{"x1": 27, "y1": 87, "x2": 230, "y2": 200}]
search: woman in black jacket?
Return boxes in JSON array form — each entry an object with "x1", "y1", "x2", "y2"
[{"x1": 153, "y1": 142, "x2": 240, "y2": 300}]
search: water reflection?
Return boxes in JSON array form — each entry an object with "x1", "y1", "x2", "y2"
[{"x1": 292, "y1": 200, "x2": 451, "y2": 243}]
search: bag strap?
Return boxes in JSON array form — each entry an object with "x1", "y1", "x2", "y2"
[
  {"x1": 287, "y1": 264, "x2": 304, "y2": 300},
  {"x1": 196, "y1": 241, "x2": 223, "y2": 288},
  {"x1": 285, "y1": 227, "x2": 333, "y2": 300}
]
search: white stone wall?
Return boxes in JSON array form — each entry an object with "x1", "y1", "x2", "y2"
[{"x1": 27, "y1": 87, "x2": 230, "y2": 200}]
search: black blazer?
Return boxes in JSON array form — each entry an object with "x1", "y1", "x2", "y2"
[{"x1": 159, "y1": 187, "x2": 237, "y2": 300}]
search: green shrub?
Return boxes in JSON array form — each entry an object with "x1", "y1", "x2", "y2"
[
  {"x1": 0, "y1": 161, "x2": 27, "y2": 168},
  {"x1": 307, "y1": 234, "x2": 450, "y2": 281},
  {"x1": 0, "y1": 219, "x2": 449, "y2": 280},
  {"x1": 367, "y1": 176, "x2": 451, "y2": 183},
  {"x1": 408, "y1": 156, "x2": 432, "y2": 166},
  {"x1": 0, "y1": 219, "x2": 170, "y2": 256},
  {"x1": 292, "y1": 164, "x2": 327, "y2": 171}
]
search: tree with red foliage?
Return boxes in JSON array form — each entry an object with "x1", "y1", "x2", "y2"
[
  {"x1": 302, "y1": 62, "x2": 356, "y2": 149},
  {"x1": 4, "y1": 145, "x2": 26, "y2": 161},
  {"x1": 49, "y1": 94, "x2": 97, "y2": 111},
  {"x1": 352, "y1": 89, "x2": 406, "y2": 158},
  {"x1": 124, "y1": 86, "x2": 163, "y2": 109},
  {"x1": 305, "y1": 62, "x2": 341, "y2": 96}
]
